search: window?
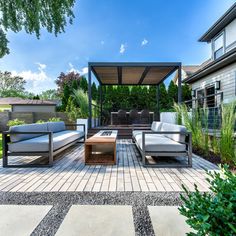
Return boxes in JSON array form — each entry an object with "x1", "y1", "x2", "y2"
[
  {"x1": 213, "y1": 33, "x2": 224, "y2": 59},
  {"x1": 197, "y1": 89, "x2": 205, "y2": 108},
  {"x1": 206, "y1": 86, "x2": 215, "y2": 108}
]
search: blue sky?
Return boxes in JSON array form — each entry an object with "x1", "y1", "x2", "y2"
[{"x1": 0, "y1": 0, "x2": 235, "y2": 93}]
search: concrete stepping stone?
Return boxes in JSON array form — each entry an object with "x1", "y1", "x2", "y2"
[
  {"x1": 0, "y1": 205, "x2": 52, "y2": 236},
  {"x1": 56, "y1": 205, "x2": 135, "y2": 236},
  {"x1": 148, "y1": 206, "x2": 193, "y2": 236}
]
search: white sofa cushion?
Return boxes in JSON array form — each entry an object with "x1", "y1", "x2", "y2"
[
  {"x1": 160, "y1": 123, "x2": 187, "y2": 143},
  {"x1": 9, "y1": 130, "x2": 84, "y2": 153},
  {"x1": 135, "y1": 133, "x2": 186, "y2": 152},
  {"x1": 151, "y1": 121, "x2": 163, "y2": 131},
  {"x1": 9, "y1": 123, "x2": 48, "y2": 143},
  {"x1": 47, "y1": 121, "x2": 66, "y2": 133}
]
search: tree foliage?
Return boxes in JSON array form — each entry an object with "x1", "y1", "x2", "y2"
[
  {"x1": 0, "y1": 0, "x2": 76, "y2": 58},
  {"x1": 0, "y1": 71, "x2": 26, "y2": 96},
  {"x1": 56, "y1": 71, "x2": 81, "y2": 94},
  {"x1": 39, "y1": 89, "x2": 59, "y2": 100}
]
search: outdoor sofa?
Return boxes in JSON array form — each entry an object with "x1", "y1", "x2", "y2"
[
  {"x1": 132, "y1": 121, "x2": 192, "y2": 167},
  {"x1": 2, "y1": 121, "x2": 85, "y2": 168}
]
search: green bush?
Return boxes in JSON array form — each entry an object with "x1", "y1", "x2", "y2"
[
  {"x1": 48, "y1": 117, "x2": 62, "y2": 122},
  {"x1": 220, "y1": 102, "x2": 236, "y2": 166},
  {"x1": 72, "y1": 88, "x2": 89, "y2": 118},
  {"x1": 7, "y1": 118, "x2": 25, "y2": 127},
  {"x1": 36, "y1": 119, "x2": 46, "y2": 124},
  {"x1": 179, "y1": 166, "x2": 236, "y2": 236}
]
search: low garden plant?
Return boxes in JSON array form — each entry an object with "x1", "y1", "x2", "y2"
[
  {"x1": 179, "y1": 165, "x2": 236, "y2": 236},
  {"x1": 7, "y1": 118, "x2": 25, "y2": 127}
]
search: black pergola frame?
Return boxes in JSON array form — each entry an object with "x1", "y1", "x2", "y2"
[{"x1": 88, "y1": 62, "x2": 182, "y2": 128}]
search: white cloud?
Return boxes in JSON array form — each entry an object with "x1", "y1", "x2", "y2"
[
  {"x1": 141, "y1": 38, "x2": 148, "y2": 46},
  {"x1": 119, "y1": 43, "x2": 127, "y2": 54},
  {"x1": 36, "y1": 62, "x2": 46, "y2": 70},
  {"x1": 11, "y1": 62, "x2": 56, "y2": 93},
  {"x1": 101, "y1": 40, "x2": 105, "y2": 45},
  {"x1": 68, "y1": 63, "x2": 88, "y2": 76}
]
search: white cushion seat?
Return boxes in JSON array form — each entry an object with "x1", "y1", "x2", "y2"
[
  {"x1": 135, "y1": 133, "x2": 186, "y2": 152},
  {"x1": 9, "y1": 130, "x2": 84, "y2": 153}
]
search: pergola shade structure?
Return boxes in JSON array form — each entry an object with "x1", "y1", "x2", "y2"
[{"x1": 88, "y1": 62, "x2": 182, "y2": 128}]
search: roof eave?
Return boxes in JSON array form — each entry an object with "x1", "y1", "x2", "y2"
[
  {"x1": 183, "y1": 48, "x2": 236, "y2": 84},
  {"x1": 198, "y1": 3, "x2": 236, "y2": 42}
]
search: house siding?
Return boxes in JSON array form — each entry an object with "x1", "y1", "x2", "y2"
[
  {"x1": 12, "y1": 105, "x2": 56, "y2": 113},
  {"x1": 191, "y1": 61, "x2": 236, "y2": 104},
  {"x1": 225, "y1": 18, "x2": 236, "y2": 52}
]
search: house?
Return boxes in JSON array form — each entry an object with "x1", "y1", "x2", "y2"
[
  {"x1": 0, "y1": 97, "x2": 57, "y2": 112},
  {"x1": 173, "y1": 65, "x2": 201, "y2": 85},
  {"x1": 183, "y1": 3, "x2": 236, "y2": 108}
]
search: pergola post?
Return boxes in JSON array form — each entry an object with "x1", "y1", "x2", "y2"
[
  {"x1": 156, "y1": 85, "x2": 160, "y2": 121},
  {"x1": 178, "y1": 65, "x2": 182, "y2": 104},
  {"x1": 88, "y1": 65, "x2": 92, "y2": 129},
  {"x1": 100, "y1": 84, "x2": 103, "y2": 126}
]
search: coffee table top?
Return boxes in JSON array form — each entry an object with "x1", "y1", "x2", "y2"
[{"x1": 86, "y1": 130, "x2": 118, "y2": 144}]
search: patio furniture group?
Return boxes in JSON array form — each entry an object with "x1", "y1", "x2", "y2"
[
  {"x1": 2, "y1": 121, "x2": 85, "y2": 167},
  {"x1": 2, "y1": 120, "x2": 192, "y2": 168}
]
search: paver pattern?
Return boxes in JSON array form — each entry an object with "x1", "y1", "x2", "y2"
[{"x1": 0, "y1": 140, "x2": 218, "y2": 192}]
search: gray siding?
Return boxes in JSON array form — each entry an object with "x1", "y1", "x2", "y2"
[
  {"x1": 12, "y1": 105, "x2": 56, "y2": 113},
  {"x1": 191, "y1": 62, "x2": 236, "y2": 103}
]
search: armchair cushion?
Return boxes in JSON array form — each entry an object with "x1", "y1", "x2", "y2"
[
  {"x1": 135, "y1": 133, "x2": 186, "y2": 152},
  {"x1": 160, "y1": 123, "x2": 187, "y2": 143}
]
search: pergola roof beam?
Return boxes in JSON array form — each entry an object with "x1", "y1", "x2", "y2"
[{"x1": 138, "y1": 66, "x2": 150, "y2": 85}]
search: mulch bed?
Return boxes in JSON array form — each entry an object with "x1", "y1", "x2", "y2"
[{"x1": 193, "y1": 148, "x2": 221, "y2": 165}]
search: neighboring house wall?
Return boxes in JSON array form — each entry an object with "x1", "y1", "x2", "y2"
[
  {"x1": 12, "y1": 105, "x2": 56, "y2": 112},
  {"x1": 225, "y1": 18, "x2": 236, "y2": 52},
  {"x1": 191, "y1": 61, "x2": 236, "y2": 104}
]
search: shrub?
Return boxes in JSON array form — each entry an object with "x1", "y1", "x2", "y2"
[
  {"x1": 36, "y1": 120, "x2": 45, "y2": 124},
  {"x1": 179, "y1": 165, "x2": 236, "y2": 236},
  {"x1": 7, "y1": 118, "x2": 25, "y2": 127},
  {"x1": 220, "y1": 102, "x2": 236, "y2": 166},
  {"x1": 48, "y1": 117, "x2": 62, "y2": 122},
  {"x1": 72, "y1": 88, "x2": 89, "y2": 118},
  {"x1": 66, "y1": 96, "x2": 80, "y2": 122}
]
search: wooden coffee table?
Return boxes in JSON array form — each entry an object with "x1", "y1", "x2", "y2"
[{"x1": 85, "y1": 130, "x2": 118, "y2": 165}]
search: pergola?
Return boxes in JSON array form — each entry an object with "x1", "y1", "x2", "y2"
[{"x1": 88, "y1": 62, "x2": 182, "y2": 128}]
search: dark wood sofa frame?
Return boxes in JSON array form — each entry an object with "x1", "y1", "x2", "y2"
[{"x1": 2, "y1": 124, "x2": 85, "y2": 168}]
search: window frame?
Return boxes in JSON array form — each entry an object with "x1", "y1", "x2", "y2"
[{"x1": 212, "y1": 31, "x2": 225, "y2": 60}]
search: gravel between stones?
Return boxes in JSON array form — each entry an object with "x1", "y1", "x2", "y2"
[{"x1": 0, "y1": 191, "x2": 185, "y2": 236}]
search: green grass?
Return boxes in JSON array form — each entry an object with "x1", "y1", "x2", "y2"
[{"x1": 0, "y1": 105, "x2": 11, "y2": 112}]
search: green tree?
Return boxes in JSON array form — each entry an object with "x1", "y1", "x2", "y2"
[
  {"x1": 0, "y1": 71, "x2": 26, "y2": 96},
  {"x1": 0, "y1": 0, "x2": 76, "y2": 58},
  {"x1": 79, "y1": 76, "x2": 88, "y2": 92},
  {"x1": 182, "y1": 83, "x2": 192, "y2": 101},
  {"x1": 168, "y1": 80, "x2": 178, "y2": 107},
  {"x1": 39, "y1": 89, "x2": 58, "y2": 100},
  {"x1": 91, "y1": 82, "x2": 97, "y2": 101},
  {"x1": 61, "y1": 84, "x2": 70, "y2": 111},
  {"x1": 56, "y1": 72, "x2": 81, "y2": 94},
  {"x1": 72, "y1": 79, "x2": 79, "y2": 91},
  {"x1": 159, "y1": 82, "x2": 169, "y2": 111}
]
